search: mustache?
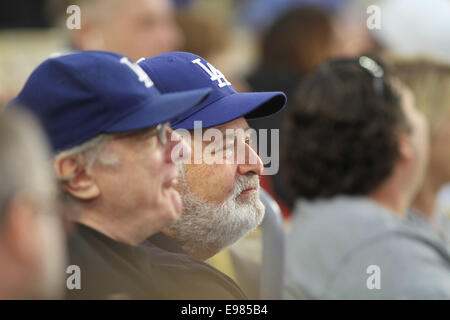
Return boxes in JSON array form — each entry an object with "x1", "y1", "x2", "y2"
[{"x1": 233, "y1": 175, "x2": 260, "y2": 196}]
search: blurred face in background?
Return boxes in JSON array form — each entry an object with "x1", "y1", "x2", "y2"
[
  {"x1": 0, "y1": 191, "x2": 66, "y2": 299},
  {"x1": 0, "y1": 110, "x2": 66, "y2": 299},
  {"x1": 74, "y1": 0, "x2": 183, "y2": 61},
  {"x1": 429, "y1": 112, "x2": 450, "y2": 184},
  {"x1": 29, "y1": 191, "x2": 66, "y2": 299},
  {"x1": 398, "y1": 84, "x2": 429, "y2": 197},
  {"x1": 389, "y1": 59, "x2": 450, "y2": 214}
]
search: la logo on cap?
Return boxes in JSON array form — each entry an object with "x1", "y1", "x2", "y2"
[
  {"x1": 120, "y1": 57, "x2": 154, "y2": 88},
  {"x1": 192, "y1": 58, "x2": 231, "y2": 88}
]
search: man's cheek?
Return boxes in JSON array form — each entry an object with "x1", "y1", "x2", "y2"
[
  {"x1": 221, "y1": 164, "x2": 239, "y2": 196},
  {"x1": 202, "y1": 166, "x2": 235, "y2": 202}
]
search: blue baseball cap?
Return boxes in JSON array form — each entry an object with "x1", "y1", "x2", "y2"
[
  {"x1": 138, "y1": 52, "x2": 287, "y2": 130},
  {"x1": 10, "y1": 51, "x2": 211, "y2": 152}
]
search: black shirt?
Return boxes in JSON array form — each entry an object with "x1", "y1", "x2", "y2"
[
  {"x1": 141, "y1": 233, "x2": 248, "y2": 299},
  {"x1": 66, "y1": 223, "x2": 163, "y2": 299},
  {"x1": 66, "y1": 224, "x2": 247, "y2": 299}
]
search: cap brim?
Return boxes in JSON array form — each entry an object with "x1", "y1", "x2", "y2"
[
  {"x1": 106, "y1": 88, "x2": 211, "y2": 133},
  {"x1": 171, "y1": 91, "x2": 286, "y2": 130}
]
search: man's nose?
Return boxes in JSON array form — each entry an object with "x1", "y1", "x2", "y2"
[
  {"x1": 164, "y1": 128, "x2": 191, "y2": 164},
  {"x1": 237, "y1": 143, "x2": 264, "y2": 176}
]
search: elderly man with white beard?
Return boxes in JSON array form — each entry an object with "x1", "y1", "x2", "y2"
[{"x1": 138, "y1": 52, "x2": 286, "y2": 299}]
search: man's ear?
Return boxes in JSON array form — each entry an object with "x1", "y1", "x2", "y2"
[{"x1": 53, "y1": 154, "x2": 100, "y2": 200}]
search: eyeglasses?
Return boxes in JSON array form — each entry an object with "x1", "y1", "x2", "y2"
[
  {"x1": 112, "y1": 122, "x2": 170, "y2": 145},
  {"x1": 155, "y1": 122, "x2": 169, "y2": 146}
]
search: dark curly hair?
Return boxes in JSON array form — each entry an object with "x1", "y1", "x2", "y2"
[{"x1": 282, "y1": 57, "x2": 411, "y2": 200}]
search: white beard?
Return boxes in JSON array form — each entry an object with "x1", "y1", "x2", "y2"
[{"x1": 166, "y1": 167, "x2": 265, "y2": 259}]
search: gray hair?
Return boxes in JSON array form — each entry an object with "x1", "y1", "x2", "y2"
[
  {"x1": 0, "y1": 108, "x2": 57, "y2": 224},
  {"x1": 55, "y1": 134, "x2": 116, "y2": 179}
]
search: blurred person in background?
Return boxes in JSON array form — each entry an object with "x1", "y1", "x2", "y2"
[
  {"x1": 11, "y1": 51, "x2": 210, "y2": 299},
  {"x1": 0, "y1": 108, "x2": 66, "y2": 299},
  {"x1": 282, "y1": 57, "x2": 450, "y2": 299},
  {"x1": 234, "y1": 0, "x2": 379, "y2": 59},
  {"x1": 177, "y1": 9, "x2": 229, "y2": 67},
  {"x1": 330, "y1": 2, "x2": 381, "y2": 58},
  {"x1": 48, "y1": 0, "x2": 184, "y2": 61},
  {"x1": 233, "y1": 0, "x2": 345, "y2": 33},
  {"x1": 1, "y1": 0, "x2": 184, "y2": 108},
  {"x1": 246, "y1": 5, "x2": 335, "y2": 215},
  {"x1": 388, "y1": 58, "x2": 450, "y2": 237},
  {"x1": 373, "y1": 0, "x2": 450, "y2": 245},
  {"x1": 247, "y1": 5, "x2": 334, "y2": 101}
]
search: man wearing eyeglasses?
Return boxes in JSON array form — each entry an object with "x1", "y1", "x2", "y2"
[{"x1": 10, "y1": 51, "x2": 211, "y2": 299}]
